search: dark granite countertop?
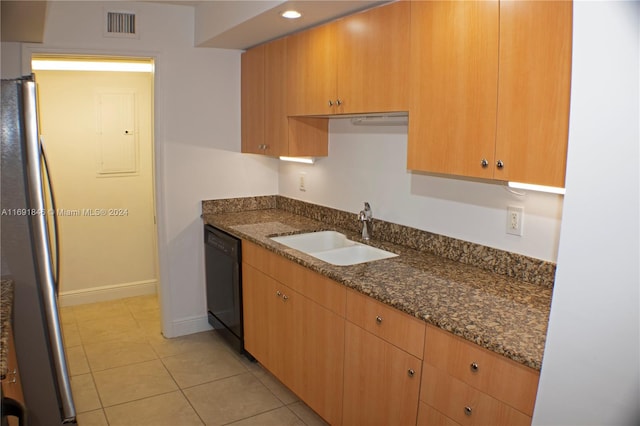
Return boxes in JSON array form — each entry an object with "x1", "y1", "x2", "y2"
[
  {"x1": 1, "y1": 279, "x2": 14, "y2": 379},
  {"x1": 203, "y1": 207, "x2": 552, "y2": 371}
]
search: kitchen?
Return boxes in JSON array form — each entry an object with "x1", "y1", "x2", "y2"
[{"x1": 0, "y1": 1, "x2": 638, "y2": 426}]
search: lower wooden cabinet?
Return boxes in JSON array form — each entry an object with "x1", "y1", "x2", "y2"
[
  {"x1": 242, "y1": 242, "x2": 540, "y2": 426},
  {"x1": 342, "y1": 321, "x2": 422, "y2": 426},
  {"x1": 420, "y1": 363, "x2": 531, "y2": 426},
  {"x1": 417, "y1": 402, "x2": 461, "y2": 426},
  {"x1": 418, "y1": 325, "x2": 539, "y2": 426},
  {"x1": 242, "y1": 255, "x2": 344, "y2": 425}
]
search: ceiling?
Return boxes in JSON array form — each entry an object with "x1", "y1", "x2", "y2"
[
  {"x1": 1, "y1": 1, "x2": 48, "y2": 43},
  {"x1": 0, "y1": 0, "x2": 387, "y2": 50},
  {"x1": 194, "y1": 0, "x2": 388, "y2": 49}
]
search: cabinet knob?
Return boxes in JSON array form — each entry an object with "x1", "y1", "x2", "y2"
[
  {"x1": 336, "y1": 99, "x2": 342, "y2": 106},
  {"x1": 496, "y1": 160, "x2": 504, "y2": 169},
  {"x1": 328, "y1": 100, "x2": 334, "y2": 107},
  {"x1": 481, "y1": 158, "x2": 489, "y2": 168},
  {"x1": 282, "y1": 294, "x2": 289, "y2": 301},
  {"x1": 464, "y1": 406, "x2": 473, "y2": 416},
  {"x1": 470, "y1": 362, "x2": 479, "y2": 372},
  {"x1": 407, "y1": 369, "x2": 415, "y2": 377},
  {"x1": 276, "y1": 290, "x2": 282, "y2": 297},
  {"x1": 375, "y1": 315, "x2": 383, "y2": 324}
]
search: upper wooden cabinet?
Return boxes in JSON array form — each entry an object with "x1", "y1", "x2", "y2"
[
  {"x1": 407, "y1": 0, "x2": 499, "y2": 180},
  {"x1": 408, "y1": 0, "x2": 572, "y2": 188},
  {"x1": 287, "y1": 1, "x2": 410, "y2": 116},
  {"x1": 241, "y1": 44, "x2": 266, "y2": 154},
  {"x1": 241, "y1": 38, "x2": 328, "y2": 157},
  {"x1": 494, "y1": 0, "x2": 572, "y2": 187}
]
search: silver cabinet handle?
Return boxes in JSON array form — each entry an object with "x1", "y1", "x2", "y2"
[
  {"x1": 276, "y1": 290, "x2": 282, "y2": 297},
  {"x1": 470, "y1": 362, "x2": 479, "y2": 372},
  {"x1": 481, "y1": 158, "x2": 489, "y2": 168},
  {"x1": 464, "y1": 406, "x2": 473, "y2": 416},
  {"x1": 282, "y1": 294, "x2": 289, "y2": 301},
  {"x1": 328, "y1": 100, "x2": 334, "y2": 107},
  {"x1": 336, "y1": 99, "x2": 342, "y2": 106},
  {"x1": 375, "y1": 315, "x2": 383, "y2": 324},
  {"x1": 496, "y1": 160, "x2": 504, "y2": 168},
  {"x1": 408, "y1": 369, "x2": 415, "y2": 377}
]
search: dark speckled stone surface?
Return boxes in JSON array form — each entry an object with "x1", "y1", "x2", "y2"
[
  {"x1": 1, "y1": 279, "x2": 14, "y2": 378},
  {"x1": 202, "y1": 197, "x2": 553, "y2": 370}
]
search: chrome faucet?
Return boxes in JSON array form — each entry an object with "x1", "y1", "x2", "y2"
[{"x1": 359, "y1": 202, "x2": 373, "y2": 240}]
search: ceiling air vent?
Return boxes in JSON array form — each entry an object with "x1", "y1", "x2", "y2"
[{"x1": 104, "y1": 10, "x2": 138, "y2": 38}]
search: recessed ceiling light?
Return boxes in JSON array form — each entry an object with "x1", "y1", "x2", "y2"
[{"x1": 281, "y1": 10, "x2": 302, "y2": 19}]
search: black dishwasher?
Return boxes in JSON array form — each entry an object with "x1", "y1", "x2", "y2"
[{"x1": 204, "y1": 225, "x2": 244, "y2": 354}]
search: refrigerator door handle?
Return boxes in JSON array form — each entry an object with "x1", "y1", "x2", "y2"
[
  {"x1": 23, "y1": 80, "x2": 76, "y2": 423},
  {"x1": 40, "y1": 137, "x2": 61, "y2": 293}
]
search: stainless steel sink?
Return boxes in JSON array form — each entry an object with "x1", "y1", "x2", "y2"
[{"x1": 271, "y1": 231, "x2": 397, "y2": 266}]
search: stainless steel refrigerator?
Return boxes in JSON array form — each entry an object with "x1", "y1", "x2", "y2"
[{"x1": 1, "y1": 76, "x2": 77, "y2": 424}]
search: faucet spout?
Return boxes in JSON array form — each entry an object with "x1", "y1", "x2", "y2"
[{"x1": 359, "y1": 202, "x2": 373, "y2": 240}]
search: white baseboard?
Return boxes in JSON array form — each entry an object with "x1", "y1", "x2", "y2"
[
  {"x1": 163, "y1": 314, "x2": 213, "y2": 338},
  {"x1": 58, "y1": 279, "x2": 158, "y2": 307}
]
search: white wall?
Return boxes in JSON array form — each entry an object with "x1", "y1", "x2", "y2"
[
  {"x1": 35, "y1": 69, "x2": 157, "y2": 303},
  {"x1": 533, "y1": 1, "x2": 640, "y2": 425},
  {"x1": 3, "y1": 1, "x2": 279, "y2": 337},
  {"x1": 280, "y1": 119, "x2": 563, "y2": 262}
]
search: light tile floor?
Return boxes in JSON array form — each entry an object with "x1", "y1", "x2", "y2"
[{"x1": 60, "y1": 295, "x2": 328, "y2": 426}]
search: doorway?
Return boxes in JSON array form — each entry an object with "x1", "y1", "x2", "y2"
[{"x1": 32, "y1": 55, "x2": 159, "y2": 306}]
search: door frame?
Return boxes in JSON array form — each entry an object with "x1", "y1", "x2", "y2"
[{"x1": 22, "y1": 45, "x2": 173, "y2": 336}]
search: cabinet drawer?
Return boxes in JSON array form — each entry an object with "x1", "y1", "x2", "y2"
[
  {"x1": 417, "y1": 401, "x2": 461, "y2": 426},
  {"x1": 424, "y1": 325, "x2": 539, "y2": 416},
  {"x1": 421, "y1": 363, "x2": 531, "y2": 426},
  {"x1": 243, "y1": 241, "x2": 346, "y2": 316},
  {"x1": 346, "y1": 289, "x2": 425, "y2": 358}
]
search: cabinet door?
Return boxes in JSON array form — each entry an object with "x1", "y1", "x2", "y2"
[
  {"x1": 336, "y1": 1, "x2": 410, "y2": 114},
  {"x1": 495, "y1": 0, "x2": 572, "y2": 187},
  {"x1": 287, "y1": 21, "x2": 338, "y2": 116},
  {"x1": 343, "y1": 321, "x2": 422, "y2": 426},
  {"x1": 240, "y1": 45, "x2": 265, "y2": 154},
  {"x1": 289, "y1": 291, "x2": 345, "y2": 426},
  {"x1": 408, "y1": 0, "x2": 499, "y2": 179},
  {"x1": 242, "y1": 263, "x2": 290, "y2": 378},
  {"x1": 264, "y1": 37, "x2": 287, "y2": 156}
]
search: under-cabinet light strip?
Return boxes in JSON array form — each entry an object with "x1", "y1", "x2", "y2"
[
  {"x1": 279, "y1": 156, "x2": 315, "y2": 164},
  {"x1": 508, "y1": 181, "x2": 566, "y2": 195}
]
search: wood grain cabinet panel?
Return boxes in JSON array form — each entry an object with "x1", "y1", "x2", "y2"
[
  {"x1": 425, "y1": 325, "x2": 539, "y2": 416},
  {"x1": 242, "y1": 262, "x2": 290, "y2": 379},
  {"x1": 241, "y1": 38, "x2": 328, "y2": 157},
  {"x1": 242, "y1": 241, "x2": 345, "y2": 315},
  {"x1": 288, "y1": 1, "x2": 409, "y2": 116},
  {"x1": 421, "y1": 363, "x2": 531, "y2": 426},
  {"x1": 494, "y1": 0, "x2": 573, "y2": 187},
  {"x1": 408, "y1": 0, "x2": 499, "y2": 179},
  {"x1": 346, "y1": 288, "x2": 425, "y2": 358},
  {"x1": 287, "y1": 22, "x2": 338, "y2": 116},
  {"x1": 336, "y1": 0, "x2": 410, "y2": 114},
  {"x1": 240, "y1": 44, "x2": 266, "y2": 154},
  {"x1": 342, "y1": 321, "x2": 422, "y2": 426},
  {"x1": 408, "y1": 0, "x2": 572, "y2": 187},
  {"x1": 417, "y1": 401, "x2": 461, "y2": 426},
  {"x1": 242, "y1": 241, "x2": 344, "y2": 425}
]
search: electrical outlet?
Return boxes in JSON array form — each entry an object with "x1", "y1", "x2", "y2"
[
  {"x1": 506, "y1": 206, "x2": 524, "y2": 236},
  {"x1": 299, "y1": 172, "x2": 306, "y2": 192}
]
